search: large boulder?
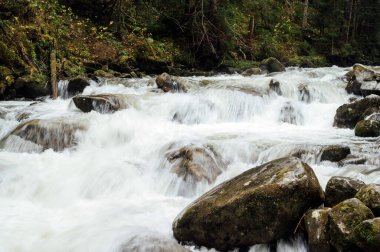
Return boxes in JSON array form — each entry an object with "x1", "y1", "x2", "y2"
[
  {"x1": 172, "y1": 157, "x2": 324, "y2": 251},
  {"x1": 260, "y1": 57, "x2": 285, "y2": 73},
  {"x1": 72, "y1": 94, "x2": 127, "y2": 113},
  {"x1": 155, "y1": 73, "x2": 193, "y2": 93},
  {"x1": 333, "y1": 95, "x2": 380, "y2": 128},
  {"x1": 355, "y1": 184, "x2": 380, "y2": 216},
  {"x1": 304, "y1": 208, "x2": 331, "y2": 252},
  {"x1": 320, "y1": 145, "x2": 350, "y2": 162},
  {"x1": 345, "y1": 64, "x2": 380, "y2": 97},
  {"x1": 1, "y1": 119, "x2": 86, "y2": 152},
  {"x1": 66, "y1": 77, "x2": 91, "y2": 97},
  {"x1": 164, "y1": 145, "x2": 224, "y2": 197},
  {"x1": 325, "y1": 176, "x2": 365, "y2": 207},
  {"x1": 354, "y1": 120, "x2": 380, "y2": 137},
  {"x1": 353, "y1": 218, "x2": 380, "y2": 252},
  {"x1": 329, "y1": 198, "x2": 374, "y2": 251}
]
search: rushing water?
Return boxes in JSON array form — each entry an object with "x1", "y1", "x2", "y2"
[{"x1": 0, "y1": 67, "x2": 379, "y2": 252}]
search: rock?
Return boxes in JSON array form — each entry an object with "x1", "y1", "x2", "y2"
[
  {"x1": 155, "y1": 73, "x2": 193, "y2": 92},
  {"x1": 120, "y1": 235, "x2": 191, "y2": 252},
  {"x1": 279, "y1": 102, "x2": 303, "y2": 125},
  {"x1": 172, "y1": 157, "x2": 324, "y2": 251},
  {"x1": 325, "y1": 176, "x2": 365, "y2": 207},
  {"x1": 224, "y1": 86, "x2": 264, "y2": 96},
  {"x1": 366, "y1": 112, "x2": 380, "y2": 121},
  {"x1": 242, "y1": 68, "x2": 262, "y2": 76},
  {"x1": 353, "y1": 218, "x2": 380, "y2": 252},
  {"x1": 13, "y1": 74, "x2": 49, "y2": 99},
  {"x1": 346, "y1": 75, "x2": 363, "y2": 95},
  {"x1": 345, "y1": 64, "x2": 380, "y2": 97},
  {"x1": 361, "y1": 82, "x2": 380, "y2": 97},
  {"x1": 354, "y1": 120, "x2": 380, "y2": 137},
  {"x1": 298, "y1": 84, "x2": 311, "y2": 103},
  {"x1": 94, "y1": 69, "x2": 114, "y2": 78},
  {"x1": 1, "y1": 119, "x2": 86, "y2": 152},
  {"x1": 329, "y1": 198, "x2": 374, "y2": 251},
  {"x1": 269, "y1": 79, "x2": 282, "y2": 95},
  {"x1": 165, "y1": 145, "x2": 224, "y2": 196},
  {"x1": 67, "y1": 77, "x2": 91, "y2": 97},
  {"x1": 320, "y1": 145, "x2": 350, "y2": 162},
  {"x1": 356, "y1": 184, "x2": 380, "y2": 216},
  {"x1": 338, "y1": 155, "x2": 366, "y2": 167},
  {"x1": 72, "y1": 94, "x2": 127, "y2": 113},
  {"x1": 305, "y1": 208, "x2": 331, "y2": 252},
  {"x1": 260, "y1": 57, "x2": 286, "y2": 73},
  {"x1": 333, "y1": 95, "x2": 380, "y2": 128}
]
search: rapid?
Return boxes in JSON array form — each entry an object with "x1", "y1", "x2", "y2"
[{"x1": 0, "y1": 67, "x2": 379, "y2": 252}]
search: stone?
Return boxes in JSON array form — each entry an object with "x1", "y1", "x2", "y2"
[
  {"x1": 353, "y1": 218, "x2": 380, "y2": 252},
  {"x1": 345, "y1": 64, "x2": 380, "y2": 97},
  {"x1": 305, "y1": 208, "x2": 331, "y2": 252},
  {"x1": 269, "y1": 79, "x2": 282, "y2": 95},
  {"x1": 279, "y1": 102, "x2": 303, "y2": 125},
  {"x1": 72, "y1": 94, "x2": 127, "y2": 113},
  {"x1": 338, "y1": 155, "x2": 366, "y2": 167},
  {"x1": 334, "y1": 95, "x2": 380, "y2": 129},
  {"x1": 329, "y1": 198, "x2": 374, "y2": 251},
  {"x1": 260, "y1": 57, "x2": 286, "y2": 73},
  {"x1": 325, "y1": 176, "x2": 365, "y2": 207},
  {"x1": 355, "y1": 120, "x2": 380, "y2": 137},
  {"x1": 320, "y1": 145, "x2": 350, "y2": 162},
  {"x1": 356, "y1": 184, "x2": 380, "y2": 216},
  {"x1": 242, "y1": 68, "x2": 262, "y2": 76},
  {"x1": 121, "y1": 235, "x2": 191, "y2": 252},
  {"x1": 155, "y1": 73, "x2": 193, "y2": 93},
  {"x1": 172, "y1": 157, "x2": 324, "y2": 251},
  {"x1": 298, "y1": 84, "x2": 311, "y2": 103},
  {"x1": 67, "y1": 77, "x2": 90, "y2": 97}
]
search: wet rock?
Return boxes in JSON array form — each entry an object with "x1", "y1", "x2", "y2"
[
  {"x1": 121, "y1": 235, "x2": 191, "y2": 252},
  {"x1": 67, "y1": 77, "x2": 91, "y2": 97},
  {"x1": 269, "y1": 79, "x2": 282, "y2": 95},
  {"x1": 72, "y1": 94, "x2": 127, "y2": 113},
  {"x1": 366, "y1": 112, "x2": 380, "y2": 121},
  {"x1": 242, "y1": 68, "x2": 262, "y2": 76},
  {"x1": 305, "y1": 208, "x2": 331, "y2": 252},
  {"x1": 346, "y1": 75, "x2": 362, "y2": 95},
  {"x1": 279, "y1": 102, "x2": 303, "y2": 125},
  {"x1": 329, "y1": 198, "x2": 374, "y2": 251},
  {"x1": 165, "y1": 145, "x2": 224, "y2": 196},
  {"x1": 15, "y1": 112, "x2": 31, "y2": 121},
  {"x1": 355, "y1": 184, "x2": 380, "y2": 216},
  {"x1": 172, "y1": 157, "x2": 324, "y2": 251},
  {"x1": 355, "y1": 120, "x2": 380, "y2": 137},
  {"x1": 338, "y1": 155, "x2": 366, "y2": 167},
  {"x1": 260, "y1": 57, "x2": 285, "y2": 73},
  {"x1": 13, "y1": 73, "x2": 49, "y2": 99},
  {"x1": 345, "y1": 64, "x2": 380, "y2": 97},
  {"x1": 298, "y1": 84, "x2": 311, "y2": 103},
  {"x1": 1, "y1": 119, "x2": 86, "y2": 152},
  {"x1": 333, "y1": 95, "x2": 380, "y2": 128},
  {"x1": 93, "y1": 69, "x2": 114, "y2": 78},
  {"x1": 320, "y1": 145, "x2": 350, "y2": 162},
  {"x1": 155, "y1": 73, "x2": 192, "y2": 92},
  {"x1": 353, "y1": 218, "x2": 380, "y2": 252},
  {"x1": 325, "y1": 176, "x2": 365, "y2": 207}
]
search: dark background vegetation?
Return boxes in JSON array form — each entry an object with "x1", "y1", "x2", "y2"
[{"x1": 0, "y1": 0, "x2": 379, "y2": 98}]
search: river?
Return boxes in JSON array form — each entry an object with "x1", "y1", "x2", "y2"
[{"x1": 0, "y1": 67, "x2": 379, "y2": 251}]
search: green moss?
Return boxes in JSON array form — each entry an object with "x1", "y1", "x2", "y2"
[{"x1": 222, "y1": 60, "x2": 260, "y2": 70}]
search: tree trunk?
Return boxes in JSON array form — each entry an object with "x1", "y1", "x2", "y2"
[
  {"x1": 50, "y1": 49, "x2": 58, "y2": 98},
  {"x1": 346, "y1": 0, "x2": 354, "y2": 42},
  {"x1": 302, "y1": 0, "x2": 309, "y2": 29},
  {"x1": 248, "y1": 16, "x2": 254, "y2": 42}
]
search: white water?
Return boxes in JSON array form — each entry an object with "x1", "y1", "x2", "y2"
[{"x1": 1, "y1": 67, "x2": 380, "y2": 252}]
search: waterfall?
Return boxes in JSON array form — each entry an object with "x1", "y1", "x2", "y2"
[{"x1": 0, "y1": 67, "x2": 379, "y2": 252}]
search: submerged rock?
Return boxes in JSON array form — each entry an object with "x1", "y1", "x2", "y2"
[
  {"x1": 320, "y1": 145, "x2": 350, "y2": 162},
  {"x1": 334, "y1": 95, "x2": 380, "y2": 128},
  {"x1": 172, "y1": 157, "x2": 324, "y2": 251},
  {"x1": 165, "y1": 145, "x2": 224, "y2": 196},
  {"x1": 355, "y1": 184, "x2": 380, "y2": 216},
  {"x1": 298, "y1": 84, "x2": 311, "y2": 103},
  {"x1": 121, "y1": 235, "x2": 191, "y2": 252},
  {"x1": 279, "y1": 102, "x2": 303, "y2": 125},
  {"x1": 325, "y1": 176, "x2": 365, "y2": 207},
  {"x1": 305, "y1": 208, "x2": 331, "y2": 252},
  {"x1": 329, "y1": 198, "x2": 374, "y2": 251},
  {"x1": 260, "y1": 57, "x2": 285, "y2": 73},
  {"x1": 354, "y1": 120, "x2": 380, "y2": 137},
  {"x1": 73, "y1": 94, "x2": 127, "y2": 113},
  {"x1": 269, "y1": 79, "x2": 282, "y2": 95},
  {"x1": 1, "y1": 119, "x2": 86, "y2": 152},
  {"x1": 353, "y1": 218, "x2": 380, "y2": 252},
  {"x1": 338, "y1": 155, "x2": 366, "y2": 167},
  {"x1": 242, "y1": 68, "x2": 262, "y2": 76},
  {"x1": 155, "y1": 73, "x2": 193, "y2": 92}
]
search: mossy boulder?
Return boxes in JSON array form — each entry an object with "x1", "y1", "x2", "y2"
[
  {"x1": 173, "y1": 157, "x2": 324, "y2": 251},
  {"x1": 94, "y1": 69, "x2": 115, "y2": 78},
  {"x1": 334, "y1": 95, "x2": 380, "y2": 129},
  {"x1": 320, "y1": 145, "x2": 351, "y2": 162},
  {"x1": 241, "y1": 68, "x2": 262, "y2": 76},
  {"x1": 260, "y1": 57, "x2": 285, "y2": 73},
  {"x1": 329, "y1": 198, "x2": 374, "y2": 251},
  {"x1": 353, "y1": 218, "x2": 380, "y2": 252},
  {"x1": 355, "y1": 184, "x2": 380, "y2": 216},
  {"x1": 354, "y1": 120, "x2": 380, "y2": 137},
  {"x1": 164, "y1": 145, "x2": 225, "y2": 197},
  {"x1": 13, "y1": 73, "x2": 49, "y2": 99},
  {"x1": 1, "y1": 119, "x2": 86, "y2": 152},
  {"x1": 325, "y1": 176, "x2": 365, "y2": 207},
  {"x1": 72, "y1": 94, "x2": 127, "y2": 113},
  {"x1": 304, "y1": 208, "x2": 331, "y2": 252},
  {"x1": 0, "y1": 66, "x2": 14, "y2": 93}
]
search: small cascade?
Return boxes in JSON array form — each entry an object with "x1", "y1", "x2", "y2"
[
  {"x1": 278, "y1": 102, "x2": 304, "y2": 125},
  {"x1": 58, "y1": 80, "x2": 70, "y2": 99}
]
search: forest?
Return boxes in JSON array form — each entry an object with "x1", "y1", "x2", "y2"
[{"x1": 0, "y1": 0, "x2": 379, "y2": 99}]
